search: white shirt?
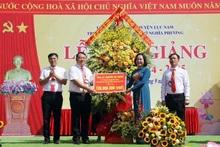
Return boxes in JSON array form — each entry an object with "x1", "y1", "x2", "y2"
[
  {"x1": 40, "y1": 66, "x2": 67, "y2": 92},
  {"x1": 161, "y1": 66, "x2": 190, "y2": 100},
  {"x1": 69, "y1": 64, "x2": 92, "y2": 93}
]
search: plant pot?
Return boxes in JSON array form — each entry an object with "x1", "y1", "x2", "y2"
[{"x1": 105, "y1": 132, "x2": 133, "y2": 144}]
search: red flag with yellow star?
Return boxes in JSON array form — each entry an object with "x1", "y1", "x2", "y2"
[{"x1": 0, "y1": 14, "x2": 43, "y2": 135}]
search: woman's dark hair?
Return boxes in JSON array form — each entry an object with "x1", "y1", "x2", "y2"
[
  {"x1": 134, "y1": 53, "x2": 148, "y2": 66},
  {"x1": 48, "y1": 53, "x2": 58, "y2": 59}
]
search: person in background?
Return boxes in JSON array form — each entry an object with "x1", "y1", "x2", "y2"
[
  {"x1": 126, "y1": 52, "x2": 151, "y2": 144},
  {"x1": 69, "y1": 52, "x2": 95, "y2": 144},
  {"x1": 39, "y1": 53, "x2": 67, "y2": 144},
  {"x1": 161, "y1": 53, "x2": 190, "y2": 121},
  {"x1": 91, "y1": 111, "x2": 102, "y2": 142}
]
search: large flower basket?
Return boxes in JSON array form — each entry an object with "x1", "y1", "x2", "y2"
[{"x1": 0, "y1": 80, "x2": 37, "y2": 136}]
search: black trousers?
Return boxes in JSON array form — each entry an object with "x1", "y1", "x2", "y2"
[
  {"x1": 41, "y1": 91, "x2": 63, "y2": 141},
  {"x1": 69, "y1": 92, "x2": 91, "y2": 141},
  {"x1": 91, "y1": 111, "x2": 101, "y2": 133},
  {"x1": 165, "y1": 93, "x2": 185, "y2": 121}
]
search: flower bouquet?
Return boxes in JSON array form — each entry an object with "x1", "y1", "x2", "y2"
[
  {"x1": 109, "y1": 109, "x2": 136, "y2": 141},
  {"x1": 138, "y1": 104, "x2": 187, "y2": 147},
  {"x1": 0, "y1": 80, "x2": 37, "y2": 95},
  {"x1": 86, "y1": 18, "x2": 152, "y2": 114}
]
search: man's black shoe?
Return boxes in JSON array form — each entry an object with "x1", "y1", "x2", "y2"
[
  {"x1": 82, "y1": 139, "x2": 90, "y2": 144},
  {"x1": 73, "y1": 140, "x2": 80, "y2": 144},
  {"x1": 54, "y1": 140, "x2": 61, "y2": 144},
  {"x1": 97, "y1": 136, "x2": 101, "y2": 142},
  {"x1": 43, "y1": 140, "x2": 50, "y2": 144}
]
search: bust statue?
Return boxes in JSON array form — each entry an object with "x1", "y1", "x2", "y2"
[{"x1": 4, "y1": 55, "x2": 32, "y2": 81}]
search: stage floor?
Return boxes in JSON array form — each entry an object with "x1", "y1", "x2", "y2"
[{"x1": 0, "y1": 135, "x2": 220, "y2": 147}]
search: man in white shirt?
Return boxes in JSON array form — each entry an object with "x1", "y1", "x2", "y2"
[
  {"x1": 39, "y1": 53, "x2": 67, "y2": 144},
  {"x1": 161, "y1": 53, "x2": 190, "y2": 120},
  {"x1": 69, "y1": 52, "x2": 95, "y2": 144}
]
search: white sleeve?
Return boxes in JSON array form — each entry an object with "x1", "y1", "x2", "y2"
[
  {"x1": 183, "y1": 70, "x2": 190, "y2": 100},
  {"x1": 69, "y1": 66, "x2": 79, "y2": 80},
  {"x1": 161, "y1": 71, "x2": 167, "y2": 101},
  {"x1": 39, "y1": 69, "x2": 45, "y2": 80},
  {"x1": 62, "y1": 68, "x2": 68, "y2": 79}
]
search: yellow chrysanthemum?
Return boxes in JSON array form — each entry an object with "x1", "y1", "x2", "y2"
[
  {"x1": 181, "y1": 121, "x2": 186, "y2": 127},
  {"x1": 146, "y1": 117, "x2": 153, "y2": 122},
  {"x1": 127, "y1": 59, "x2": 132, "y2": 65},
  {"x1": 168, "y1": 128, "x2": 173, "y2": 133},
  {"x1": 161, "y1": 140, "x2": 169, "y2": 147},
  {"x1": 178, "y1": 130, "x2": 183, "y2": 135},
  {"x1": 149, "y1": 127, "x2": 158, "y2": 133},
  {"x1": 160, "y1": 130, "x2": 167, "y2": 136},
  {"x1": 142, "y1": 121, "x2": 148, "y2": 128},
  {"x1": 169, "y1": 113, "x2": 175, "y2": 118},
  {"x1": 152, "y1": 112, "x2": 158, "y2": 117},
  {"x1": 0, "y1": 120, "x2": 4, "y2": 128},
  {"x1": 172, "y1": 139, "x2": 177, "y2": 146},
  {"x1": 151, "y1": 133, "x2": 155, "y2": 138},
  {"x1": 138, "y1": 131, "x2": 144, "y2": 138},
  {"x1": 170, "y1": 133, "x2": 177, "y2": 140},
  {"x1": 153, "y1": 121, "x2": 161, "y2": 128},
  {"x1": 167, "y1": 121, "x2": 171, "y2": 126},
  {"x1": 175, "y1": 116, "x2": 181, "y2": 121},
  {"x1": 171, "y1": 124, "x2": 177, "y2": 129},
  {"x1": 124, "y1": 40, "x2": 131, "y2": 45},
  {"x1": 159, "y1": 112, "x2": 166, "y2": 119},
  {"x1": 175, "y1": 121, "x2": 180, "y2": 126},
  {"x1": 180, "y1": 136, "x2": 185, "y2": 143},
  {"x1": 169, "y1": 118, "x2": 176, "y2": 124},
  {"x1": 108, "y1": 60, "x2": 114, "y2": 67},
  {"x1": 123, "y1": 61, "x2": 129, "y2": 67},
  {"x1": 142, "y1": 128, "x2": 148, "y2": 133},
  {"x1": 151, "y1": 138, "x2": 159, "y2": 146},
  {"x1": 144, "y1": 136, "x2": 151, "y2": 143},
  {"x1": 160, "y1": 120, "x2": 165, "y2": 126},
  {"x1": 124, "y1": 56, "x2": 130, "y2": 61},
  {"x1": 118, "y1": 61, "x2": 123, "y2": 68}
]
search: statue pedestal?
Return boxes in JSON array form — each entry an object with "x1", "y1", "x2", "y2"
[{"x1": 3, "y1": 93, "x2": 31, "y2": 136}]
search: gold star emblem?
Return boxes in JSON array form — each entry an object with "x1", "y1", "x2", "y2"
[{"x1": 17, "y1": 22, "x2": 28, "y2": 33}]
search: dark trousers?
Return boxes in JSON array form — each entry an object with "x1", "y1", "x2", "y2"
[
  {"x1": 69, "y1": 92, "x2": 91, "y2": 141},
  {"x1": 165, "y1": 93, "x2": 185, "y2": 121},
  {"x1": 42, "y1": 91, "x2": 63, "y2": 141},
  {"x1": 133, "y1": 90, "x2": 141, "y2": 122},
  {"x1": 91, "y1": 112, "x2": 101, "y2": 133}
]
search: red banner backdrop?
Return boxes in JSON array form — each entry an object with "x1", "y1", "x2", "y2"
[
  {"x1": 0, "y1": 14, "x2": 43, "y2": 135},
  {"x1": 0, "y1": 0, "x2": 220, "y2": 14}
]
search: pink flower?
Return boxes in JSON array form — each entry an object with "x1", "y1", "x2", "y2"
[
  {"x1": 198, "y1": 108, "x2": 207, "y2": 119},
  {"x1": 0, "y1": 80, "x2": 37, "y2": 95},
  {"x1": 201, "y1": 141, "x2": 220, "y2": 147},
  {"x1": 200, "y1": 91, "x2": 213, "y2": 109}
]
